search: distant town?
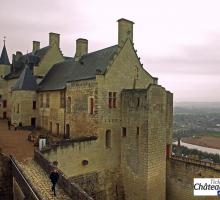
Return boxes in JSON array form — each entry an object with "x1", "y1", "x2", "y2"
[{"x1": 174, "y1": 102, "x2": 220, "y2": 139}]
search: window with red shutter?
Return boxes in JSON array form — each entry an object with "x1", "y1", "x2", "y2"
[{"x1": 108, "y1": 92, "x2": 112, "y2": 108}]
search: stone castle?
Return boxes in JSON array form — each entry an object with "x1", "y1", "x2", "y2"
[{"x1": 0, "y1": 19, "x2": 219, "y2": 200}]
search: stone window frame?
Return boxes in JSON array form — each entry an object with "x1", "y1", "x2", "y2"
[{"x1": 108, "y1": 92, "x2": 117, "y2": 109}]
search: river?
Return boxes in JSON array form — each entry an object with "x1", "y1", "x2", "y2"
[{"x1": 173, "y1": 141, "x2": 220, "y2": 155}]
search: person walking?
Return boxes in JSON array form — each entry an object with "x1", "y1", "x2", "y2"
[
  {"x1": 49, "y1": 168, "x2": 59, "y2": 196},
  {"x1": 7, "y1": 119, "x2": 11, "y2": 130}
]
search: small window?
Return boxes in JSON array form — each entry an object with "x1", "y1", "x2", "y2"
[
  {"x1": 108, "y1": 92, "x2": 117, "y2": 108},
  {"x1": 17, "y1": 104, "x2": 20, "y2": 113},
  {"x1": 40, "y1": 94, "x2": 43, "y2": 108},
  {"x1": 122, "y1": 127, "x2": 126, "y2": 137},
  {"x1": 137, "y1": 97, "x2": 140, "y2": 107},
  {"x1": 137, "y1": 127, "x2": 139, "y2": 137},
  {"x1": 33, "y1": 101, "x2": 36, "y2": 110},
  {"x1": 46, "y1": 93, "x2": 50, "y2": 108},
  {"x1": 106, "y1": 130, "x2": 111, "y2": 149},
  {"x1": 108, "y1": 92, "x2": 112, "y2": 108},
  {"x1": 88, "y1": 97, "x2": 94, "y2": 114},
  {"x1": 67, "y1": 97, "x2": 71, "y2": 113},
  {"x1": 60, "y1": 91, "x2": 65, "y2": 108},
  {"x1": 49, "y1": 122, "x2": 52, "y2": 133},
  {"x1": 82, "y1": 160, "x2": 89, "y2": 166},
  {"x1": 56, "y1": 123, "x2": 59, "y2": 135}
]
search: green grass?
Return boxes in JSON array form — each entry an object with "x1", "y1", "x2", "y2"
[{"x1": 202, "y1": 132, "x2": 220, "y2": 137}]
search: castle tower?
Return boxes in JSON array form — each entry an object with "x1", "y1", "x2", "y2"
[
  {"x1": 11, "y1": 65, "x2": 38, "y2": 127},
  {"x1": 0, "y1": 37, "x2": 11, "y2": 119},
  {"x1": 0, "y1": 37, "x2": 11, "y2": 77}
]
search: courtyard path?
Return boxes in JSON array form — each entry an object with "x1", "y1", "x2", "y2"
[{"x1": 0, "y1": 119, "x2": 34, "y2": 162}]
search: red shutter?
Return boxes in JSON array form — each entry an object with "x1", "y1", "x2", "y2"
[
  {"x1": 113, "y1": 92, "x2": 116, "y2": 108},
  {"x1": 90, "y1": 98, "x2": 94, "y2": 114}
]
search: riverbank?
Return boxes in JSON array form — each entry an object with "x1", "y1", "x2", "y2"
[{"x1": 182, "y1": 136, "x2": 220, "y2": 150}]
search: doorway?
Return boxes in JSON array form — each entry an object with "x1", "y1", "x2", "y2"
[
  {"x1": 66, "y1": 124, "x2": 70, "y2": 138},
  {"x1": 3, "y1": 112, "x2": 7, "y2": 119},
  {"x1": 31, "y1": 118, "x2": 36, "y2": 128}
]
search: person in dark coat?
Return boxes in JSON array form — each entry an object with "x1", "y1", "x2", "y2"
[
  {"x1": 50, "y1": 169, "x2": 59, "y2": 196},
  {"x1": 7, "y1": 119, "x2": 11, "y2": 130}
]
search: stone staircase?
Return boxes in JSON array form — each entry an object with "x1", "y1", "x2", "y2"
[{"x1": 18, "y1": 160, "x2": 72, "y2": 200}]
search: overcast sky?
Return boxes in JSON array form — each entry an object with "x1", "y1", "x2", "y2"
[{"x1": 1, "y1": 0, "x2": 220, "y2": 102}]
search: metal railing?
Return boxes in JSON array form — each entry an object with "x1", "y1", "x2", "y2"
[{"x1": 171, "y1": 155, "x2": 220, "y2": 170}]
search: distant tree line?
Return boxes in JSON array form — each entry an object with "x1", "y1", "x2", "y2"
[{"x1": 172, "y1": 144, "x2": 220, "y2": 164}]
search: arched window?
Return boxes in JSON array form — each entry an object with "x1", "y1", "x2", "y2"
[
  {"x1": 67, "y1": 97, "x2": 71, "y2": 113},
  {"x1": 105, "y1": 130, "x2": 111, "y2": 149}
]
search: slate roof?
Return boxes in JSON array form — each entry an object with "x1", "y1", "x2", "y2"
[
  {"x1": 34, "y1": 46, "x2": 50, "y2": 59},
  {"x1": 0, "y1": 44, "x2": 10, "y2": 65},
  {"x1": 39, "y1": 45, "x2": 118, "y2": 91},
  {"x1": 4, "y1": 46, "x2": 50, "y2": 80},
  {"x1": 13, "y1": 65, "x2": 38, "y2": 91}
]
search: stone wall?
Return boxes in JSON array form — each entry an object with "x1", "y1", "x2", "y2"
[
  {"x1": 167, "y1": 157, "x2": 220, "y2": 200},
  {"x1": 0, "y1": 153, "x2": 13, "y2": 200},
  {"x1": 42, "y1": 138, "x2": 123, "y2": 200},
  {"x1": 38, "y1": 90, "x2": 65, "y2": 135},
  {"x1": 0, "y1": 79, "x2": 16, "y2": 119},
  {"x1": 11, "y1": 90, "x2": 37, "y2": 126},
  {"x1": 66, "y1": 79, "x2": 98, "y2": 137},
  {"x1": 34, "y1": 149, "x2": 94, "y2": 200}
]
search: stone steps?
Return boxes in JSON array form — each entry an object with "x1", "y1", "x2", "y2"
[{"x1": 18, "y1": 160, "x2": 72, "y2": 200}]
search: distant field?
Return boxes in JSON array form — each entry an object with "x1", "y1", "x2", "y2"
[
  {"x1": 205, "y1": 132, "x2": 220, "y2": 137},
  {"x1": 182, "y1": 136, "x2": 220, "y2": 150}
]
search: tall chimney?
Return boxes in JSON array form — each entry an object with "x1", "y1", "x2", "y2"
[
  {"x1": 118, "y1": 18, "x2": 134, "y2": 47},
  {"x1": 32, "y1": 41, "x2": 40, "y2": 52},
  {"x1": 15, "y1": 51, "x2": 23, "y2": 61},
  {"x1": 75, "y1": 38, "x2": 88, "y2": 60},
  {"x1": 49, "y1": 32, "x2": 60, "y2": 47}
]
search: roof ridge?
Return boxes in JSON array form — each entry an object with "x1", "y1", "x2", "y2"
[
  {"x1": 81, "y1": 45, "x2": 118, "y2": 58},
  {"x1": 13, "y1": 65, "x2": 38, "y2": 91}
]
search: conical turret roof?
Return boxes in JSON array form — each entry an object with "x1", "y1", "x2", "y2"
[
  {"x1": 13, "y1": 65, "x2": 38, "y2": 91},
  {"x1": 0, "y1": 44, "x2": 10, "y2": 65}
]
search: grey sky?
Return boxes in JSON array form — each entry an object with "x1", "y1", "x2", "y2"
[{"x1": 1, "y1": 0, "x2": 220, "y2": 102}]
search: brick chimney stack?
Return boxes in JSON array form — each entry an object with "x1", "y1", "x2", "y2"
[
  {"x1": 49, "y1": 32, "x2": 60, "y2": 47},
  {"x1": 118, "y1": 18, "x2": 134, "y2": 47},
  {"x1": 75, "y1": 38, "x2": 88, "y2": 60},
  {"x1": 32, "y1": 41, "x2": 40, "y2": 52}
]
